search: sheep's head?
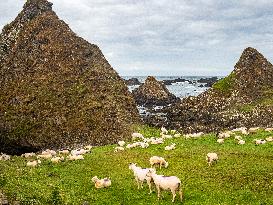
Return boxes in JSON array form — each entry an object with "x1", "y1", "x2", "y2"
[
  {"x1": 37, "y1": 160, "x2": 41, "y2": 164},
  {"x1": 91, "y1": 176, "x2": 99, "y2": 183},
  {"x1": 164, "y1": 162, "x2": 169, "y2": 168},
  {"x1": 146, "y1": 168, "x2": 156, "y2": 177},
  {"x1": 129, "y1": 163, "x2": 136, "y2": 170}
]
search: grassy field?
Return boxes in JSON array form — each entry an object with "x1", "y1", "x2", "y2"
[{"x1": 1, "y1": 127, "x2": 273, "y2": 205}]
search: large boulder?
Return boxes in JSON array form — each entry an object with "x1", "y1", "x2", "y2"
[
  {"x1": 132, "y1": 76, "x2": 179, "y2": 106},
  {"x1": 0, "y1": 0, "x2": 140, "y2": 154},
  {"x1": 156, "y1": 47, "x2": 273, "y2": 132}
]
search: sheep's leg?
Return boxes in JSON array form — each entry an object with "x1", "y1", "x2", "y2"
[
  {"x1": 179, "y1": 188, "x2": 183, "y2": 202},
  {"x1": 135, "y1": 177, "x2": 140, "y2": 189},
  {"x1": 147, "y1": 179, "x2": 152, "y2": 194},
  {"x1": 140, "y1": 181, "x2": 143, "y2": 189},
  {"x1": 171, "y1": 189, "x2": 176, "y2": 203},
  {"x1": 159, "y1": 163, "x2": 162, "y2": 170},
  {"x1": 156, "y1": 186, "x2": 161, "y2": 200}
]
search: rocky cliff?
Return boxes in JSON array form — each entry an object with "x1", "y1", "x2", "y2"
[{"x1": 0, "y1": 0, "x2": 140, "y2": 154}]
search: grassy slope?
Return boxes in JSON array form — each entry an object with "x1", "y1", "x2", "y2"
[{"x1": 1, "y1": 128, "x2": 273, "y2": 205}]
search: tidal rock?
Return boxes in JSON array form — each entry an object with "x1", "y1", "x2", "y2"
[
  {"x1": 125, "y1": 78, "x2": 141, "y2": 86},
  {"x1": 132, "y1": 76, "x2": 180, "y2": 106},
  {"x1": 0, "y1": 0, "x2": 140, "y2": 155}
]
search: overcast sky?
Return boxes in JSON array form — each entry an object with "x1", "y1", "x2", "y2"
[{"x1": 1, "y1": 0, "x2": 273, "y2": 76}]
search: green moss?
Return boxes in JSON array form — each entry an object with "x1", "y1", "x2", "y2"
[{"x1": 213, "y1": 72, "x2": 236, "y2": 94}]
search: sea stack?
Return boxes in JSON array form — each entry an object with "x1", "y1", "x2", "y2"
[
  {"x1": 132, "y1": 76, "x2": 179, "y2": 106},
  {"x1": 0, "y1": 0, "x2": 140, "y2": 154},
  {"x1": 165, "y1": 47, "x2": 273, "y2": 133}
]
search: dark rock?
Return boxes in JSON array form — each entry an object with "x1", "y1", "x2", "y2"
[
  {"x1": 125, "y1": 78, "x2": 141, "y2": 86},
  {"x1": 147, "y1": 47, "x2": 273, "y2": 132},
  {"x1": 197, "y1": 77, "x2": 218, "y2": 87},
  {"x1": 132, "y1": 76, "x2": 180, "y2": 106},
  {"x1": 0, "y1": 0, "x2": 140, "y2": 155},
  {"x1": 162, "y1": 78, "x2": 186, "y2": 85}
]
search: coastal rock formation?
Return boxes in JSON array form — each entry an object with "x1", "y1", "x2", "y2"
[
  {"x1": 132, "y1": 76, "x2": 179, "y2": 106},
  {"x1": 0, "y1": 0, "x2": 140, "y2": 154},
  {"x1": 149, "y1": 47, "x2": 273, "y2": 132},
  {"x1": 125, "y1": 77, "x2": 141, "y2": 86}
]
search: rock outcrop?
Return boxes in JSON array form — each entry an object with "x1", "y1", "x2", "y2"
[
  {"x1": 132, "y1": 76, "x2": 179, "y2": 106},
  {"x1": 0, "y1": 0, "x2": 140, "y2": 154},
  {"x1": 151, "y1": 47, "x2": 273, "y2": 132},
  {"x1": 125, "y1": 77, "x2": 141, "y2": 86}
]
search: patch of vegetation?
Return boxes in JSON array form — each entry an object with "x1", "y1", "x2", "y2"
[
  {"x1": 213, "y1": 72, "x2": 236, "y2": 94},
  {"x1": 1, "y1": 127, "x2": 273, "y2": 204}
]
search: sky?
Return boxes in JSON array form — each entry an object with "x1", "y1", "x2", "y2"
[{"x1": 1, "y1": 0, "x2": 273, "y2": 76}]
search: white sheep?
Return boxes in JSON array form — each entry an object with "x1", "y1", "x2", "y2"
[
  {"x1": 21, "y1": 152, "x2": 36, "y2": 158},
  {"x1": 161, "y1": 127, "x2": 168, "y2": 134},
  {"x1": 118, "y1": 141, "x2": 126, "y2": 147},
  {"x1": 59, "y1": 150, "x2": 70, "y2": 155},
  {"x1": 174, "y1": 133, "x2": 181, "y2": 138},
  {"x1": 27, "y1": 160, "x2": 41, "y2": 167},
  {"x1": 128, "y1": 163, "x2": 153, "y2": 194},
  {"x1": 218, "y1": 132, "x2": 231, "y2": 139},
  {"x1": 265, "y1": 128, "x2": 273, "y2": 132},
  {"x1": 67, "y1": 154, "x2": 84, "y2": 160},
  {"x1": 71, "y1": 149, "x2": 89, "y2": 156},
  {"x1": 132, "y1": 133, "x2": 144, "y2": 141},
  {"x1": 51, "y1": 156, "x2": 64, "y2": 163},
  {"x1": 146, "y1": 168, "x2": 183, "y2": 203},
  {"x1": 114, "y1": 146, "x2": 125, "y2": 152},
  {"x1": 266, "y1": 137, "x2": 273, "y2": 142},
  {"x1": 149, "y1": 156, "x2": 168, "y2": 169},
  {"x1": 254, "y1": 139, "x2": 266, "y2": 145},
  {"x1": 150, "y1": 138, "x2": 164, "y2": 145},
  {"x1": 0, "y1": 153, "x2": 11, "y2": 161},
  {"x1": 249, "y1": 127, "x2": 260, "y2": 134},
  {"x1": 206, "y1": 153, "x2": 218, "y2": 166},
  {"x1": 234, "y1": 135, "x2": 242, "y2": 140},
  {"x1": 42, "y1": 149, "x2": 56, "y2": 156},
  {"x1": 217, "y1": 139, "x2": 224, "y2": 144},
  {"x1": 164, "y1": 143, "x2": 176, "y2": 151},
  {"x1": 91, "y1": 176, "x2": 111, "y2": 188},
  {"x1": 238, "y1": 140, "x2": 245, "y2": 145},
  {"x1": 37, "y1": 153, "x2": 52, "y2": 159},
  {"x1": 140, "y1": 142, "x2": 149, "y2": 148},
  {"x1": 161, "y1": 134, "x2": 173, "y2": 139}
]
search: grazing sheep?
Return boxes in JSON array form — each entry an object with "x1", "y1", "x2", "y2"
[
  {"x1": 265, "y1": 128, "x2": 273, "y2": 132},
  {"x1": 59, "y1": 150, "x2": 70, "y2": 155},
  {"x1": 140, "y1": 142, "x2": 149, "y2": 148},
  {"x1": 266, "y1": 137, "x2": 273, "y2": 142},
  {"x1": 149, "y1": 156, "x2": 168, "y2": 169},
  {"x1": 0, "y1": 153, "x2": 11, "y2": 161},
  {"x1": 37, "y1": 154, "x2": 52, "y2": 159},
  {"x1": 51, "y1": 157, "x2": 64, "y2": 163},
  {"x1": 27, "y1": 160, "x2": 41, "y2": 167},
  {"x1": 161, "y1": 134, "x2": 173, "y2": 139},
  {"x1": 185, "y1": 132, "x2": 204, "y2": 139},
  {"x1": 206, "y1": 153, "x2": 218, "y2": 166},
  {"x1": 174, "y1": 133, "x2": 181, "y2": 138},
  {"x1": 146, "y1": 168, "x2": 183, "y2": 203},
  {"x1": 150, "y1": 138, "x2": 164, "y2": 145},
  {"x1": 161, "y1": 127, "x2": 168, "y2": 134},
  {"x1": 232, "y1": 127, "x2": 248, "y2": 135},
  {"x1": 114, "y1": 146, "x2": 125, "y2": 152},
  {"x1": 249, "y1": 127, "x2": 260, "y2": 134},
  {"x1": 71, "y1": 149, "x2": 89, "y2": 156},
  {"x1": 91, "y1": 176, "x2": 111, "y2": 188},
  {"x1": 21, "y1": 152, "x2": 36, "y2": 158},
  {"x1": 234, "y1": 135, "x2": 242, "y2": 140},
  {"x1": 164, "y1": 143, "x2": 176, "y2": 151},
  {"x1": 132, "y1": 133, "x2": 144, "y2": 141},
  {"x1": 42, "y1": 149, "x2": 56, "y2": 156},
  {"x1": 67, "y1": 154, "x2": 84, "y2": 161},
  {"x1": 217, "y1": 139, "x2": 224, "y2": 144},
  {"x1": 118, "y1": 141, "x2": 126, "y2": 147},
  {"x1": 128, "y1": 163, "x2": 153, "y2": 194},
  {"x1": 254, "y1": 139, "x2": 266, "y2": 145},
  {"x1": 238, "y1": 140, "x2": 245, "y2": 145},
  {"x1": 218, "y1": 132, "x2": 231, "y2": 139}
]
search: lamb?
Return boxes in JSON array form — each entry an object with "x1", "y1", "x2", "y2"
[
  {"x1": 164, "y1": 143, "x2": 176, "y2": 151},
  {"x1": 27, "y1": 160, "x2": 41, "y2": 167},
  {"x1": 217, "y1": 139, "x2": 224, "y2": 144},
  {"x1": 114, "y1": 146, "x2": 125, "y2": 152},
  {"x1": 132, "y1": 133, "x2": 144, "y2": 141},
  {"x1": 149, "y1": 156, "x2": 168, "y2": 169},
  {"x1": 51, "y1": 156, "x2": 64, "y2": 163},
  {"x1": 146, "y1": 168, "x2": 183, "y2": 203},
  {"x1": 91, "y1": 176, "x2": 111, "y2": 188},
  {"x1": 21, "y1": 152, "x2": 36, "y2": 158},
  {"x1": 206, "y1": 153, "x2": 218, "y2": 166},
  {"x1": 128, "y1": 163, "x2": 153, "y2": 194},
  {"x1": 0, "y1": 153, "x2": 11, "y2": 161},
  {"x1": 118, "y1": 141, "x2": 126, "y2": 147}
]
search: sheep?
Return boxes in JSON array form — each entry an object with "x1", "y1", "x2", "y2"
[
  {"x1": 150, "y1": 138, "x2": 164, "y2": 145},
  {"x1": 146, "y1": 168, "x2": 183, "y2": 203},
  {"x1": 174, "y1": 133, "x2": 181, "y2": 138},
  {"x1": 114, "y1": 146, "x2": 125, "y2": 152},
  {"x1": 37, "y1": 153, "x2": 52, "y2": 159},
  {"x1": 21, "y1": 152, "x2": 36, "y2": 158},
  {"x1": 59, "y1": 150, "x2": 70, "y2": 155},
  {"x1": 232, "y1": 127, "x2": 248, "y2": 135},
  {"x1": 185, "y1": 132, "x2": 204, "y2": 138},
  {"x1": 140, "y1": 142, "x2": 149, "y2": 148},
  {"x1": 161, "y1": 127, "x2": 168, "y2": 134},
  {"x1": 149, "y1": 156, "x2": 168, "y2": 169},
  {"x1": 265, "y1": 137, "x2": 272, "y2": 142},
  {"x1": 265, "y1": 128, "x2": 273, "y2": 132},
  {"x1": 234, "y1": 135, "x2": 242, "y2": 140},
  {"x1": 132, "y1": 133, "x2": 144, "y2": 141},
  {"x1": 27, "y1": 160, "x2": 41, "y2": 167},
  {"x1": 42, "y1": 149, "x2": 56, "y2": 156},
  {"x1": 67, "y1": 154, "x2": 84, "y2": 160},
  {"x1": 164, "y1": 143, "x2": 176, "y2": 151},
  {"x1": 249, "y1": 127, "x2": 260, "y2": 134},
  {"x1": 85, "y1": 145, "x2": 93, "y2": 150},
  {"x1": 51, "y1": 156, "x2": 64, "y2": 163},
  {"x1": 254, "y1": 139, "x2": 266, "y2": 145},
  {"x1": 0, "y1": 153, "x2": 11, "y2": 161},
  {"x1": 91, "y1": 176, "x2": 111, "y2": 188},
  {"x1": 206, "y1": 153, "x2": 218, "y2": 166},
  {"x1": 71, "y1": 149, "x2": 89, "y2": 156},
  {"x1": 161, "y1": 134, "x2": 173, "y2": 139},
  {"x1": 217, "y1": 139, "x2": 224, "y2": 144},
  {"x1": 217, "y1": 132, "x2": 231, "y2": 139},
  {"x1": 118, "y1": 141, "x2": 126, "y2": 147},
  {"x1": 238, "y1": 140, "x2": 245, "y2": 145},
  {"x1": 128, "y1": 163, "x2": 153, "y2": 194}
]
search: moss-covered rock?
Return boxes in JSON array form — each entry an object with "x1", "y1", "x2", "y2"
[{"x1": 0, "y1": 0, "x2": 140, "y2": 154}]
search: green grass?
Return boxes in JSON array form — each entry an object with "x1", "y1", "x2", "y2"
[
  {"x1": 1, "y1": 127, "x2": 273, "y2": 204},
  {"x1": 213, "y1": 72, "x2": 236, "y2": 94}
]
